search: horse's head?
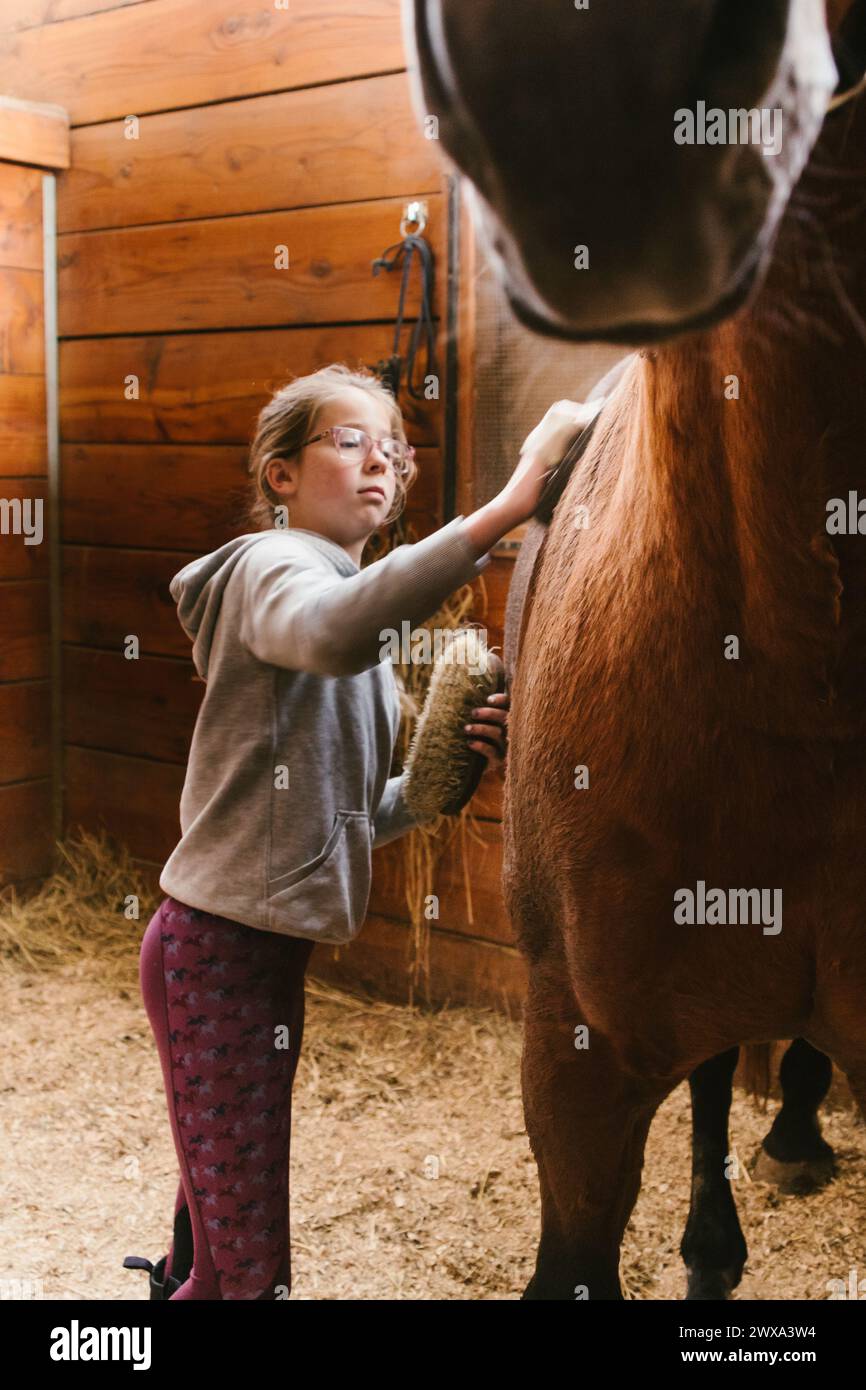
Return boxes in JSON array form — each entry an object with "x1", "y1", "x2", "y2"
[{"x1": 403, "y1": 0, "x2": 866, "y2": 344}]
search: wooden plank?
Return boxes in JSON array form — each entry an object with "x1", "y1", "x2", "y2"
[
  {"x1": 57, "y1": 195, "x2": 443, "y2": 336},
  {"x1": 0, "y1": 680, "x2": 50, "y2": 783},
  {"x1": 62, "y1": 545, "x2": 194, "y2": 657},
  {"x1": 0, "y1": 579, "x2": 49, "y2": 679},
  {"x1": 371, "y1": 818, "x2": 513, "y2": 945},
  {"x1": 0, "y1": 96, "x2": 69, "y2": 170},
  {"x1": 61, "y1": 442, "x2": 250, "y2": 549},
  {"x1": 60, "y1": 72, "x2": 442, "y2": 232},
  {"x1": 0, "y1": 1, "x2": 150, "y2": 35},
  {"x1": 64, "y1": 744, "x2": 183, "y2": 862},
  {"x1": 63, "y1": 647, "x2": 202, "y2": 762},
  {"x1": 0, "y1": 267, "x2": 44, "y2": 373},
  {"x1": 0, "y1": 0, "x2": 406, "y2": 126},
  {"x1": 0, "y1": 779, "x2": 53, "y2": 884},
  {"x1": 59, "y1": 323, "x2": 442, "y2": 446},
  {"x1": 311, "y1": 911, "x2": 528, "y2": 1014},
  {"x1": 0, "y1": 162, "x2": 43, "y2": 270},
  {"x1": 61, "y1": 442, "x2": 441, "y2": 550},
  {"x1": 0, "y1": 374, "x2": 47, "y2": 473},
  {"x1": 0, "y1": 479, "x2": 49, "y2": 579}
]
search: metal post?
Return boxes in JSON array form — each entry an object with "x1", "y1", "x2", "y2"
[{"x1": 42, "y1": 172, "x2": 63, "y2": 853}]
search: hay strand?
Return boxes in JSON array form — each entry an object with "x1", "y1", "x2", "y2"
[{"x1": 0, "y1": 829, "x2": 157, "y2": 987}]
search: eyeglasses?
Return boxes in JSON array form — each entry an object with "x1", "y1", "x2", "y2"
[{"x1": 301, "y1": 426, "x2": 415, "y2": 478}]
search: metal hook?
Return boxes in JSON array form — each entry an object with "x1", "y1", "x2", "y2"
[{"x1": 400, "y1": 199, "x2": 428, "y2": 237}]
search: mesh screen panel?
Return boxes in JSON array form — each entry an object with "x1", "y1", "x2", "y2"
[{"x1": 469, "y1": 244, "x2": 625, "y2": 504}]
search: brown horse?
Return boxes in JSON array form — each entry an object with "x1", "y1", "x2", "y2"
[
  {"x1": 408, "y1": 0, "x2": 866, "y2": 1297},
  {"x1": 509, "y1": 54, "x2": 866, "y2": 1300}
]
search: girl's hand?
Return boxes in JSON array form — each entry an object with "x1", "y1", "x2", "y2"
[
  {"x1": 464, "y1": 690, "x2": 509, "y2": 770},
  {"x1": 497, "y1": 397, "x2": 603, "y2": 525}
]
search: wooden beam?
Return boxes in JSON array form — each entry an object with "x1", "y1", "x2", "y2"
[{"x1": 0, "y1": 96, "x2": 69, "y2": 171}]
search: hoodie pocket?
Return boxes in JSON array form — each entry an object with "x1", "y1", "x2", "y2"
[{"x1": 266, "y1": 810, "x2": 373, "y2": 942}]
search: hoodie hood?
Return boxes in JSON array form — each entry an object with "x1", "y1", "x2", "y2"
[{"x1": 170, "y1": 529, "x2": 359, "y2": 677}]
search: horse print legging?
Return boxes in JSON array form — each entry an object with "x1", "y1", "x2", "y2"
[{"x1": 139, "y1": 896, "x2": 315, "y2": 1300}]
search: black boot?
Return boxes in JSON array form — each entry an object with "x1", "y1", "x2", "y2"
[
  {"x1": 123, "y1": 1201, "x2": 194, "y2": 1299},
  {"x1": 123, "y1": 1252, "x2": 181, "y2": 1300}
]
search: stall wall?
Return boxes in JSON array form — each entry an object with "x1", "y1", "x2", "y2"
[
  {"x1": 0, "y1": 0, "x2": 528, "y2": 1007},
  {"x1": 0, "y1": 92, "x2": 69, "y2": 893}
]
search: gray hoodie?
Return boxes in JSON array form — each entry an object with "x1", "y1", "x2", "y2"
[{"x1": 158, "y1": 517, "x2": 491, "y2": 943}]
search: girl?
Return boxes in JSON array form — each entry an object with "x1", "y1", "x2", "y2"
[{"x1": 124, "y1": 363, "x2": 590, "y2": 1300}]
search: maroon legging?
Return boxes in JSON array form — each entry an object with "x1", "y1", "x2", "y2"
[{"x1": 139, "y1": 896, "x2": 314, "y2": 1300}]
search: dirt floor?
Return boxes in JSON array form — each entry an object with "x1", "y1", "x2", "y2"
[{"x1": 1, "y1": 957, "x2": 865, "y2": 1301}]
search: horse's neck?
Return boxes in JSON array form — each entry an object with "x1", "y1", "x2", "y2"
[
  {"x1": 647, "y1": 312, "x2": 866, "y2": 540},
  {"x1": 639, "y1": 113, "x2": 866, "y2": 661}
]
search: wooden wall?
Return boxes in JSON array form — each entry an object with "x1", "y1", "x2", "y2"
[
  {"x1": 0, "y1": 0, "x2": 525, "y2": 1008},
  {"x1": 0, "y1": 98, "x2": 69, "y2": 894}
]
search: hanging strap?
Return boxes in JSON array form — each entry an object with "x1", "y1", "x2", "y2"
[{"x1": 371, "y1": 233, "x2": 438, "y2": 399}]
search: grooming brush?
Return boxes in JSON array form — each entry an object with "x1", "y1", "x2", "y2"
[{"x1": 402, "y1": 627, "x2": 505, "y2": 819}]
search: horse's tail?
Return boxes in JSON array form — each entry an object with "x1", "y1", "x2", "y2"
[{"x1": 741, "y1": 1042, "x2": 773, "y2": 1108}]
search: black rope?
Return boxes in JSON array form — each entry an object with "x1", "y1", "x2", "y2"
[{"x1": 370, "y1": 234, "x2": 438, "y2": 400}]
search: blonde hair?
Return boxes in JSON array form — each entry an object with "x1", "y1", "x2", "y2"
[{"x1": 246, "y1": 363, "x2": 418, "y2": 532}]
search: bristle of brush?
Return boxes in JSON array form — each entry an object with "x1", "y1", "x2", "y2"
[{"x1": 403, "y1": 629, "x2": 504, "y2": 820}]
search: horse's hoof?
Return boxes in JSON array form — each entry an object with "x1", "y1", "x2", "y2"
[
  {"x1": 684, "y1": 1266, "x2": 740, "y2": 1300},
  {"x1": 751, "y1": 1146, "x2": 835, "y2": 1194}
]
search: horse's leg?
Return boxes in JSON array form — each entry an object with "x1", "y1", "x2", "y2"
[
  {"x1": 520, "y1": 959, "x2": 673, "y2": 1301},
  {"x1": 753, "y1": 1038, "x2": 835, "y2": 1193},
  {"x1": 680, "y1": 1048, "x2": 747, "y2": 1301}
]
